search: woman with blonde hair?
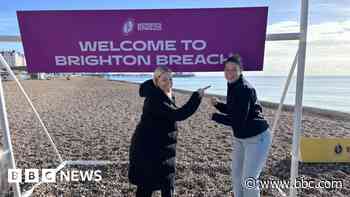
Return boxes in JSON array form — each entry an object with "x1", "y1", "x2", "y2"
[{"x1": 129, "y1": 66, "x2": 208, "y2": 197}]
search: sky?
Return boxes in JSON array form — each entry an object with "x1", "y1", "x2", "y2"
[{"x1": 0, "y1": 0, "x2": 350, "y2": 76}]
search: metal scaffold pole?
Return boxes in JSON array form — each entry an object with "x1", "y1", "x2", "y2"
[{"x1": 289, "y1": 0, "x2": 309, "y2": 196}]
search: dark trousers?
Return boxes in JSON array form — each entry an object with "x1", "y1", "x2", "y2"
[{"x1": 136, "y1": 186, "x2": 173, "y2": 197}]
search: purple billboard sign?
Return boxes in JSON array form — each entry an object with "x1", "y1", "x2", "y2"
[{"x1": 17, "y1": 8, "x2": 268, "y2": 73}]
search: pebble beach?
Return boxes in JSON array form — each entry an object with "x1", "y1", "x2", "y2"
[{"x1": 1, "y1": 77, "x2": 350, "y2": 197}]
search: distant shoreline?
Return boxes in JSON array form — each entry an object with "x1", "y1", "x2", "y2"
[{"x1": 113, "y1": 79, "x2": 350, "y2": 122}]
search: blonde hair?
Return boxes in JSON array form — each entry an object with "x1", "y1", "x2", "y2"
[{"x1": 153, "y1": 66, "x2": 172, "y2": 86}]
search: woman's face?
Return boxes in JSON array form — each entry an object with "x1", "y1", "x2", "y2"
[
  {"x1": 157, "y1": 72, "x2": 173, "y2": 93},
  {"x1": 224, "y1": 62, "x2": 241, "y2": 82}
]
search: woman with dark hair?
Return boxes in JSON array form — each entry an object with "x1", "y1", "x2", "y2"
[
  {"x1": 211, "y1": 54, "x2": 271, "y2": 197},
  {"x1": 129, "y1": 66, "x2": 208, "y2": 197}
]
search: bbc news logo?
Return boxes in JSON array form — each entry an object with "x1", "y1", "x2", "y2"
[{"x1": 8, "y1": 169, "x2": 102, "y2": 183}]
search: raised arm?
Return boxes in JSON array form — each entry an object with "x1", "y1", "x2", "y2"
[
  {"x1": 214, "y1": 102, "x2": 229, "y2": 114},
  {"x1": 148, "y1": 92, "x2": 202, "y2": 121},
  {"x1": 212, "y1": 88, "x2": 251, "y2": 130}
]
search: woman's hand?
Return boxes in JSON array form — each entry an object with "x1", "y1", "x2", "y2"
[
  {"x1": 196, "y1": 85, "x2": 210, "y2": 98},
  {"x1": 210, "y1": 97, "x2": 219, "y2": 106},
  {"x1": 196, "y1": 88, "x2": 205, "y2": 98}
]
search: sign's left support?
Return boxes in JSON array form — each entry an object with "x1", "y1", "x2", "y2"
[{"x1": 0, "y1": 54, "x2": 21, "y2": 197}]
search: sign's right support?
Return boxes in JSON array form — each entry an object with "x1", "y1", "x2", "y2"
[{"x1": 289, "y1": 0, "x2": 309, "y2": 196}]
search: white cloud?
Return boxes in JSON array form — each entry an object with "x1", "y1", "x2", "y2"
[
  {"x1": 263, "y1": 20, "x2": 350, "y2": 76},
  {"x1": 267, "y1": 21, "x2": 299, "y2": 33},
  {"x1": 308, "y1": 21, "x2": 350, "y2": 42}
]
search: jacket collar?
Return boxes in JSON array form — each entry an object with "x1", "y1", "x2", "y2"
[
  {"x1": 228, "y1": 74, "x2": 244, "y2": 88},
  {"x1": 155, "y1": 87, "x2": 177, "y2": 106}
]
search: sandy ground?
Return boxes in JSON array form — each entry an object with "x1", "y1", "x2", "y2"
[{"x1": 0, "y1": 77, "x2": 349, "y2": 197}]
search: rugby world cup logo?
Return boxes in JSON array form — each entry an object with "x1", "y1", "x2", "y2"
[{"x1": 123, "y1": 18, "x2": 135, "y2": 36}]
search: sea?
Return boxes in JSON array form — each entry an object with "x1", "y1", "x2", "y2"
[{"x1": 106, "y1": 75, "x2": 350, "y2": 114}]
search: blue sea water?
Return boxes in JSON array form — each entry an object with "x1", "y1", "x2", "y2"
[{"x1": 107, "y1": 75, "x2": 350, "y2": 114}]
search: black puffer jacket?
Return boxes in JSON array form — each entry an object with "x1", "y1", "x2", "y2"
[
  {"x1": 128, "y1": 79, "x2": 201, "y2": 190},
  {"x1": 212, "y1": 74, "x2": 269, "y2": 139}
]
